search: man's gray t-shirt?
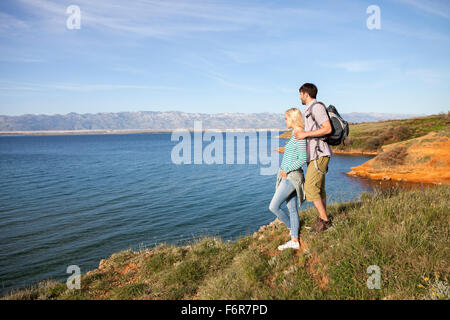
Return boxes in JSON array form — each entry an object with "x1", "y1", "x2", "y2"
[{"x1": 303, "y1": 100, "x2": 333, "y2": 162}]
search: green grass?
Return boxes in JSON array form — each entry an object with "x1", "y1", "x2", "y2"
[
  {"x1": 337, "y1": 113, "x2": 449, "y2": 152},
  {"x1": 3, "y1": 184, "x2": 449, "y2": 300}
]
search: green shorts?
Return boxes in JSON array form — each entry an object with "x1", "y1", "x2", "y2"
[{"x1": 305, "y1": 156, "x2": 330, "y2": 202}]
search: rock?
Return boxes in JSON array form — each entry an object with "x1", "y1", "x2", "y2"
[
  {"x1": 120, "y1": 263, "x2": 138, "y2": 275},
  {"x1": 283, "y1": 265, "x2": 298, "y2": 275},
  {"x1": 98, "y1": 259, "x2": 106, "y2": 270},
  {"x1": 270, "y1": 218, "x2": 282, "y2": 227}
]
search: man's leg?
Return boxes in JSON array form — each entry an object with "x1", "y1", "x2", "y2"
[
  {"x1": 305, "y1": 156, "x2": 330, "y2": 225},
  {"x1": 313, "y1": 197, "x2": 328, "y2": 221},
  {"x1": 319, "y1": 169, "x2": 328, "y2": 220}
]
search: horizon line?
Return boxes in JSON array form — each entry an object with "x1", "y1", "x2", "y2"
[{"x1": 0, "y1": 109, "x2": 433, "y2": 117}]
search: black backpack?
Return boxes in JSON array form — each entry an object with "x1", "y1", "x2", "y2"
[{"x1": 310, "y1": 102, "x2": 349, "y2": 146}]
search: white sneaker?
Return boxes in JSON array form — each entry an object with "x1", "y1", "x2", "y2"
[{"x1": 277, "y1": 240, "x2": 300, "y2": 251}]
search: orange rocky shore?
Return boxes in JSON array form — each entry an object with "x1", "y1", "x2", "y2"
[
  {"x1": 347, "y1": 131, "x2": 450, "y2": 184},
  {"x1": 332, "y1": 149, "x2": 378, "y2": 156}
]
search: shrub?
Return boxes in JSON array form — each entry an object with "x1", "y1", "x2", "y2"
[
  {"x1": 380, "y1": 127, "x2": 394, "y2": 143},
  {"x1": 364, "y1": 137, "x2": 383, "y2": 151},
  {"x1": 343, "y1": 136, "x2": 354, "y2": 146},
  {"x1": 392, "y1": 125, "x2": 411, "y2": 141},
  {"x1": 376, "y1": 145, "x2": 408, "y2": 166}
]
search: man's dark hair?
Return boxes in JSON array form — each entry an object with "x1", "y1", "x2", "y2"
[{"x1": 299, "y1": 83, "x2": 318, "y2": 99}]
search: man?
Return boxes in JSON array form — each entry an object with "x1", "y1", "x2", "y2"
[{"x1": 294, "y1": 83, "x2": 333, "y2": 232}]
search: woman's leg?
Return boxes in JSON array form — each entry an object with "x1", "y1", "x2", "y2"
[
  {"x1": 269, "y1": 179, "x2": 296, "y2": 229},
  {"x1": 286, "y1": 193, "x2": 299, "y2": 240}
]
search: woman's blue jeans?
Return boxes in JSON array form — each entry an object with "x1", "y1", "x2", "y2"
[{"x1": 269, "y1": 178, "x2": 299, "y2": 239}]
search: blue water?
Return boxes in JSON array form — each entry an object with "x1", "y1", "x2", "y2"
[{"x1": 0, "y1": 132, "x2": 375, "y2": 294}]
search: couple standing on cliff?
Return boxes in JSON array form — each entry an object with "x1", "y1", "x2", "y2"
[{"x1": 269, "y1": 83, "x2": 333, "y2": 251}]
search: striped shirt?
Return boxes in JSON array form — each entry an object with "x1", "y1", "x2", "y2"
[{"x1": 280, "y1": 134, "x2": 307, "y2": 174}]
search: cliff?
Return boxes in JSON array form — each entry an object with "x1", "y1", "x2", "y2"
[
  {"x1": 347, "y1": 130, "x2": 450, "y2": 184},
  {"x1": 3, "y1": 184, "x2": 449, "y2": 300}
]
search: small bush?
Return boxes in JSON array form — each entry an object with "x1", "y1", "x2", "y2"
[
  {"x1": 380, "y1": 127, "x2": 395, "y2": 143},
  {"x1": 376, "y1": 145, "x2": 408, "y2": 166},
  {"x1": 343, "y1": 136, "x2": 354, "y2": 146},
  {"x1": 392, "y1": 125, "x2": 411, "y2": 141},
  {"x1": 364, "y1": 137, "x2": 383, "y2": 151}
]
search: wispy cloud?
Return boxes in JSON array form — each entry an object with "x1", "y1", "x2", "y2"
[
  {"x1": 0, "y1": 81, "x2": 179, "y2": 92},
  {"x1": 13, "y1": 0, "x2": 261, "y2": 37},
  {"x1": 110, "y1": 64, "x2": 149, "y2": 75},
  {"x1": 383, "y1": 19, "x2": 450, "y2": 43},
  {"x1": 13, "y1": 0, "x2": 342, "y2": 39},
  {"x1": 202, "y1": 70, "x2": 263, "y2": 93},
  {"x1": 0, "y1": 57, "x2": 45, "y2": 63},
  {"x1": 320, "y1": 60, "x2": 391, "y2": 73},
  {"x1": 403, "y1": 68, "x2": 449, "y2": 84},
  {"x1": 395, "y1": 0, "x2": 450, "y2": 20},
  {"x1": 175, "y1": 53, "x2": 264, "y2": 93},
  {"x1": 0, "y1": 12, "x2": 28, "y2": 34}
]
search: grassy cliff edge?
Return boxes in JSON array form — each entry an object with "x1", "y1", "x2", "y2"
[{"x1": 3, "y1": 184, "x2": 449, "y2": 300}]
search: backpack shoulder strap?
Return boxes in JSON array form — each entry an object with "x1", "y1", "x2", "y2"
[{"x1": 308, "y1": 101, "x2": 328, "y2": 128}]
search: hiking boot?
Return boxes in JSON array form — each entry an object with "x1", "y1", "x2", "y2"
[
  {"x1": 311, "y1": 217, "x2": 333, "y2": 233},
  {"x1": 309, "y1": 217, "x2": 321, "y2": 233},
  {"x1": 277, "y1": 240, "x2": 300, "y2": 251}
]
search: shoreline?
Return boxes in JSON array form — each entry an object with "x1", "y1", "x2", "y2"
[
  {"x1": 346, "y1": 131, "x2": 450, "y2": 185},
  {"x1": 331, "y1": 149, "x2": 379, "y2": 156},
  {"x1": 346, "y1": 170, "x2": 448, "y2": 185},
  {"x1": 2, "y1": 183, "x2": 448, "y2": 300},
  {"x1": 0, "y1": 128, "x2": 286, "y2": 136}
]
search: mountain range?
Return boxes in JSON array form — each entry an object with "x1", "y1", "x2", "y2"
[{"x1": 0, "y1": 111, "x2": 428, "y2": 131}]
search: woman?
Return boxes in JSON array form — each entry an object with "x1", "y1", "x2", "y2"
[{"x1": 269, "y1": 108, "x2": 307, "y2": 250}]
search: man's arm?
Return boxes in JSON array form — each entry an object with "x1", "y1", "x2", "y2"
[{"x1": 294, "y1": 120, "x2": 332, "y2": 140}]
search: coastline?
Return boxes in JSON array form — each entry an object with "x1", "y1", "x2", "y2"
[
  {"x1": 3, "y1": 183, "x2": 448, "y2": 300},
  {"x1": 0, "y1": 128, "x2": 286, "y2": 136},
  {"x1": 331, "y1": 149, "x2": 379, "y2": 156},
  {"x1": 347, "y1": 131, "x2": 450, "y2": 184}
]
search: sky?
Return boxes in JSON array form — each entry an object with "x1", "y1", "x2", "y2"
[{"x1": 0, "y1": 0, "x2": 449, "y2": 116}]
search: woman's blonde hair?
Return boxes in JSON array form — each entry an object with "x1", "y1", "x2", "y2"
[{"x1": 285, "y1": 108, "x2": 305, "y2": 129}]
